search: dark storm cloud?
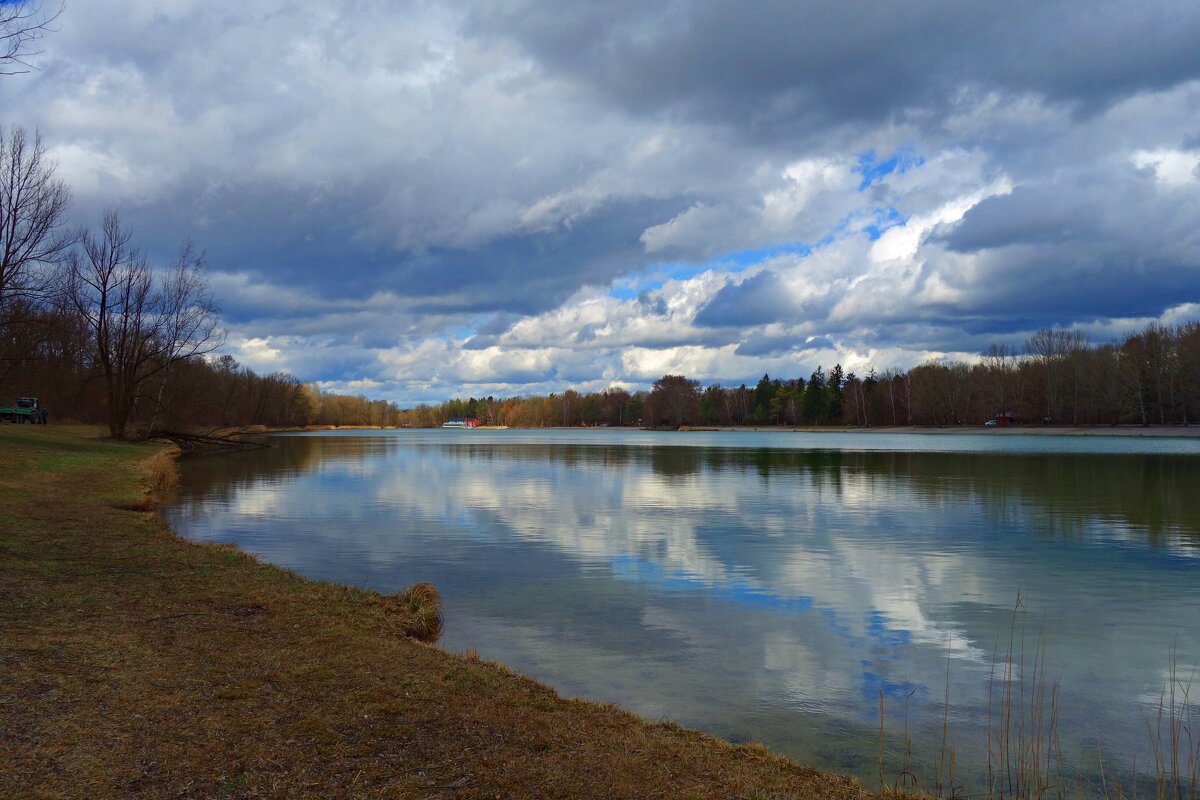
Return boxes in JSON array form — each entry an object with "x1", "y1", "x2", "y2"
[
  {"x1": 852, "y1": 321, "x2": 1006, "y2": 355},
  {"x1": 461, "y1": 313, "x2": 524, "y2": 350},
  {"x1": 120, "y1": 174, "x2": 685, "y2": 322},
  {"x1": 469, "y1": 1, "x2": 1200, "y2": 138},
  {"x1": 694, "y1": 272, "x2": 797, "y2": 328},
  {"x1": 938, "y1": 170, "x2": 1200, "y2": 320},
  {"x1": 115, "y1": 178, "x2": 397, "y2": 304},
  {"x1": 733, "y1": 334, "x2": 798, "y2": 358},
  {"x1": 398, "y1": 197, "x2": 686, "y2": 315},
  {"x1": 948, "y1": 245, "x2": 1200, "y2": 324},
  {"x1": 934, "y1": 187, "x2": 1098, "y2": 251}
]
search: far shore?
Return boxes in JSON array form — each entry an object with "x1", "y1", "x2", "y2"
[
  {"x1": 695, "y1": 424, "x2": 1200, "y2": 437},
  {"x1": 232, "y1": 423, "x2": 1200, "y2": 438}
]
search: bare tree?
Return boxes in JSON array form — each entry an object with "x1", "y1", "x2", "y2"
[
  {"x1": 65, "y1": 211, "x2": 221, "y2": 439},
  {"x1": 981, "y1": 343, "x2": 1018, "y2": 414},
  {"x1": 0, "y1": 125, "x2": 72, "y2": 312},
  {"x1": 878, "y1": 367, "x2": 903, "y2": 425},
  {"x1": 2, "y1": 1, "x2": 63, "y2": 75},
  {"x1": 1025, "y1": 328, "x2": 1086, "y2": 422}
]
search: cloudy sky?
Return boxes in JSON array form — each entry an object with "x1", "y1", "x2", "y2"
[{"x1": 4, "y1": 0, "x2": 1200, "y2": 403}]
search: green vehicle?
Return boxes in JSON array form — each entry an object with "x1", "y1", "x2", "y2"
[{"x1": 0, "y1": 397, "x2": 46, "y2": 424}]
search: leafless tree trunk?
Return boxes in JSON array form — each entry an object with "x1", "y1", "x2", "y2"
[
  {"x1": 64, "y1": 211, "x2": 221, "y2": 439},
  {"x1": 903, "y1": 371, "x2": 913, "y2": 424},
  {"x1": 981, "y1": 343, "x2": 1017, "y2": 414},
  {"x1": 954, "y1": 363, "x2": 972, "y2": 423},
  {"x1": 880, "y1": 369, "x2": 900, "y2": 425}
]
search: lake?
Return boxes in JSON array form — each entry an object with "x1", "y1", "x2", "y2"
[{"x1": 165, "y1": 429, "x2": 1200, "y2": 794}]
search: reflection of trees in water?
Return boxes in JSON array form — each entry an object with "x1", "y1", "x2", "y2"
[
  {"x1": 179, "y1": 437, "x2": 1200, "y2": 543},
  {"x1": 175, "y1": 435, "x2": 399, "y2": 508},
  {"x1": 887, "y1": 450, "x2": 1199, "y2": 543},
  {"x1": 463, "y1": 445, "x2": 1199, "y2": 542},
  {"x1": 695, "y1": 448, "x2": 1199, "y2": 542}
]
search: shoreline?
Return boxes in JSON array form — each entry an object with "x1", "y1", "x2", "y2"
[
  {"x1": 702, "y1": 424, "x2": 1200, "y2": 437},
  {"x1": 0, "y1": 424, "x2": 901, "y2": 799},
  {"x1": 239, "y1": 422, "x2": 1200, "y2": 439}
]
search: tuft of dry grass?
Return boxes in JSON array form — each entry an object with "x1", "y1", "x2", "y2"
[
  {"x1": 1, "y1": 424, "x2": 912, "y2": 800},
  {"x1": 388, "y1": 581, "x2": 444, "y2": 642},
  {"x1": 142, "y1": 446, "x2": 181, "y2": 497}
]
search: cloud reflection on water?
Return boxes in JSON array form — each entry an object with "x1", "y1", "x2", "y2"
[{"x1": 167, "y1": 431, "x2": 1200, "y2": 785}]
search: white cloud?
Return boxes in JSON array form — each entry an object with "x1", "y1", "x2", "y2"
[{"x1": 1131, "y1": 148, "x2": 1200, "y2": 186}]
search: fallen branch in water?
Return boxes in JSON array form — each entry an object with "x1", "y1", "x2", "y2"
[{"x1": 148, "y1": 429, "x2": 270, "y2": 454}]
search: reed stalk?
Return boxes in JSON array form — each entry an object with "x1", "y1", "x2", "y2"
[{"x1": 875, "y1": 594, "x2": 1198, "y2": 800}]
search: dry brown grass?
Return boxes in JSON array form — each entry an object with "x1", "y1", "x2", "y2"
[
  {"x1": 397, "y1": 581, "x2": 444, "y2": 642},
  {"x1": 0, "y1": 425, "x2": 916, "y2": 800},
  {"x1": 142, "y1": 446, "x2": 181, "y2": 496},
  {"x1": 377, "y1": 581, "x2": 444, "y2": 642}
]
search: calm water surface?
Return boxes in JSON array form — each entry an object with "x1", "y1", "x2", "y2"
[{"x1": 166, "y1": 429, "x2": 1200, "y2": 791}]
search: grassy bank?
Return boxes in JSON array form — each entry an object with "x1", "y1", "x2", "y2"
[{"x1": 0, "y1": 425, "x2": 900, "y2": 799}]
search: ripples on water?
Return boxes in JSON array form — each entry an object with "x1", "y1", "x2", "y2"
[{"x1": 165, "y1": 429, "x2": 1200, "y2": 792}]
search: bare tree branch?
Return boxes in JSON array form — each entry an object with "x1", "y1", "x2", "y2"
[
  {"x1": 0, "y1": 125, "x2": 74, "y2": 318},
  {"x1": 1, "y1": 1, "x2": 63, "y2": 75}
]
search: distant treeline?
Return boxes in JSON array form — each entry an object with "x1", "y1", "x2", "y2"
[{"x1": 397, "y1": 322, "x2": 1200, "y2": 428}]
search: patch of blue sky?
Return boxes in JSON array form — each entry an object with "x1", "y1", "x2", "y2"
[
  {"x1": 436, "y1": 324, "x2": 477, "y2": 341},
  {"x1": 606, "y1": 261, "x2": 688, "y2": 300},
  {"x1": 863, "y1": 206, "x2": 908, "y2": 240},
  {"x1": 718, "y1": 241, "x2": 814, "y2": 270},
  {"x1": 608, "y1": 241, "x2": 818, "y2": 300},
  {"x1": 853, "y1": 147, "x2": 926, "y2": 191}
]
